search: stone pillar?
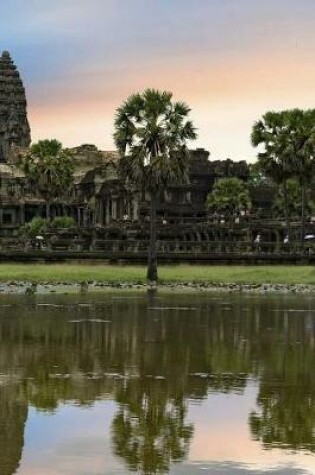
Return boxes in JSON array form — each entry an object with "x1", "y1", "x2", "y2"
[
  {"x1": 95, "y1": 199, "x2": 100, "y2": 226},
  {"x1": 133, "y1": 198, "x2": 139, "y2": 221},
  {"x1": 112, "y1": 199, "x2": 117, "y2": 221},
  {"x1": 105, "y1": 200, "x2": 110, "y2": 225},
  {"x1": 99, "y1": 199, "x2": 103, "y2": 226},
  {"x1": 83, "y1": 208, "x2": 88, "y2": 228},
  {"x1": 275, "y1": 230, "x2": 280, "y2": 253},
  {"x1": 77, "y1": 207, "x2": 81, "y2": 226},
  {"x1": 19, "y1": 204, "x2": 25, "y2": 226},
  {"x1": 116, "y1": 198, "x2": 121, "y2": 221}
]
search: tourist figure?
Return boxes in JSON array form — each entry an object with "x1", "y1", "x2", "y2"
[
  {"x1": 254, "y1": 234, "x2": 261, "y2": 252},
  {"x1": 35, "y1": 235, "x2": 44, "y2": 250},
  {"x1": 304, "y1": 234, "x2": 315, "y2": 255}
]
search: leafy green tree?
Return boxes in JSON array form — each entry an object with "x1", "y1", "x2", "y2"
[
  {"x1": 251, "y1": 109, "x2": 315, "y2": 241},
  {"x1": 113, "y1": 89, "x2": 197, "y2": 282},
  {"x1": 206, "y1": 177, "x2": 251, "y2": 215},
  {"x1": 19, "y1": 139, "x2": 74, "y2": 220}
]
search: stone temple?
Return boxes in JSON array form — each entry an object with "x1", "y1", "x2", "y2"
[
  {"x1": 0, "y1": 50, "x2": 294, "y2": 256},
  {"x1": 0, "y1": 51, "x2": 31, "y2": 162}
]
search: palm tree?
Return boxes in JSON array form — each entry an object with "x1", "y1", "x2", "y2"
[
  {"x1": 251, "y1": 111, "x2": 295, "y2": 241},
  {"x1": 20, "y1": 139, "x2": 74, "y2": 220},
  {"x1": 285, "y1": 109, "x2": 315, "y2": 241},
  {"x1": 252, "y1": 109, "x2": 315, "y2": 243},
  {"x1": 114, "y1": 89, "x2": 197, "y2": 282},
  {"x1": 273, "y1": 178, "x2": 310, "y2": 220}
]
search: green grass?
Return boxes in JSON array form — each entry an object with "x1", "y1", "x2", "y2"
[{"x1": 0, "y1": 263, "x2": 314, "y2": 285}]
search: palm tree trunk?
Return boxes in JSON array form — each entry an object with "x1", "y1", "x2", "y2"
[
  {"x1": 147, "y1": 192, "x2": 158, "y2": 283},
  {"x1": 283, "y1": 180, "x2": 291, "y2": 242}
]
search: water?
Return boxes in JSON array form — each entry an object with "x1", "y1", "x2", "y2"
[{"x1": 0, "y1": 291, "x2": 314, "y2": 475}]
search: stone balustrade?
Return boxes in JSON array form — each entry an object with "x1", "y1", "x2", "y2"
[{"x1": 0, "y1": 237, "x2": 313, "y2": 257}]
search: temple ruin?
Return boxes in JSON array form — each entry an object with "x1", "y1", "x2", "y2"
[{"x1": 0, "y1": 51, "x2": 311, "y2": 259}]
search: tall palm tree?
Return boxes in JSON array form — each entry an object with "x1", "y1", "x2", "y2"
[
  {"x1": 252, "y1": 109, "x2": 315, "y2": 244},
  {"x1": 251, "y1": 111, "x2": 295, "y2": 241},
  {"x1": 114, "y1": 89, "x2": 197, "y2": 282},
  {"x1": 285, "y1": 109, "x2": 315, "y2": 241}
]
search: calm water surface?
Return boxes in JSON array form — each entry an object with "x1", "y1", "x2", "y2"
[{"x1": 0, "y1": 291, "x2": 314, "y2": 475}]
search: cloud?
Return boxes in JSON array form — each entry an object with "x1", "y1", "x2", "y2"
[{"x1": 1, "y1": 0, "x2": 314, "y2": 159}]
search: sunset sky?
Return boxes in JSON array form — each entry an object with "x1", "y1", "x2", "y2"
[{"x1": 1, "y1": 0, "x2": 314, "y2": 161}]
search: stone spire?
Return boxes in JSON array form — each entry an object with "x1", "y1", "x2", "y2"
[{"x1": 0, "y1": 51, "x2": 31, "y2": 162}]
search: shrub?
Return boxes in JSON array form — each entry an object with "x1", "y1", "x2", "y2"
[
  {"x1": 20, "y1": 217, "x2": 48, "y2": 238},
  {"x1": 50, "y1": 216, "x2": 76, "y2": 229}
]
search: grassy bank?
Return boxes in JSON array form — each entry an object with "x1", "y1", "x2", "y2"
[{"x1": 0, "y1": 263, "x2": 314, "y2": 285}]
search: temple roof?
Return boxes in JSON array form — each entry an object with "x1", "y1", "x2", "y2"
[
  {"x1": 0, "y1": 50, "x2": 21, "y2": 86},
  {"x1": 0, "y1": 51, "x2": 31, "y2": 162}
]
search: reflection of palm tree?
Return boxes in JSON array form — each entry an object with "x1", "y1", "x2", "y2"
[
  {"x1": 112, "y1": 379, "x2": 193, "y2": 474},
  {"x1": 250, "y1": 379, "x2": 315, "y2": 452},
  {"x1": 249, "y1": 307, "x2": 315, "y2": 453},
  {"x1": 0, "y1": 387, "x2": 28, "y2": 475}
]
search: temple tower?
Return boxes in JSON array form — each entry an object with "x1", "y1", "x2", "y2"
[{"x1": 0, "y1": 51, "x2": 31, "y2": 162}]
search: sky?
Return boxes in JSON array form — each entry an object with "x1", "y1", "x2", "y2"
[{"x1": 0, "y1": 0, "x2": 314, "y2": 161}]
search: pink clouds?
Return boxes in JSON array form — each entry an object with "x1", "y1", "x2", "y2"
[
  {"x1": 28, "y1": 44, "x2": 315, "y2": 160},
  {"x1": 6, "y1": 0, "x2": 311, "y2": 160}
]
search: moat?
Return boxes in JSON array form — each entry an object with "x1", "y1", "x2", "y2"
[{"x1": 1, "y1": 292, "x2": 314, "y2": 475}]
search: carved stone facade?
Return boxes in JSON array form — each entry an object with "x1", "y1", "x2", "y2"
[{"x1": 0, "y1": 51, "x2": 31, "y2": 162}]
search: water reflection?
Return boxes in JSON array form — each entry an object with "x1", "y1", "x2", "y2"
[
  {"x1": 0, "y1": 293, "x2": 314, "y2": 474},
  {"x1": 112, "y1": 382, "x2": 193, "y2": 474},
  {"x1": 0, "y1": 385, "x2": 27, "y2": 475}
]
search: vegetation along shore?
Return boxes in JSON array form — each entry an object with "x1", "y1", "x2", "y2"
[{"x1": 1, "y1": 264, "x2": 315, "y2": 294}]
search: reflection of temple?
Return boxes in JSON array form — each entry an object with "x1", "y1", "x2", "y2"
[{"x1": 0, "y1": 294, "x2": 315, "y2": 473}]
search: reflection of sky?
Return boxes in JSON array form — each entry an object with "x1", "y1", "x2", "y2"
[
  {"x1": 0, "y1": 1, "x2": 314, "y2": 161},
  {"x1": 187, "y1": 383, "x2": 315, "y2": 473},
  {"x1": 16, "y1": 383, "x2": 315, "y2": 475},
  {"x1": 18, "y1": 401, "x2": 122, "y2": 475}
]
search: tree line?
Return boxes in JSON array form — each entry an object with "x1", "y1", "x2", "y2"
[{"x1": 19, "y1": 90, "x2": 315, "y2": 282}]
